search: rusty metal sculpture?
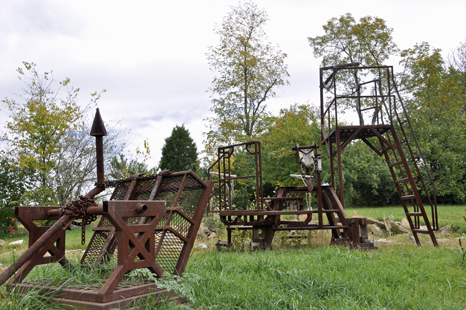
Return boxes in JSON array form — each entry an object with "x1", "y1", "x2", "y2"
[
  {"x1": 209, "y1": 64, "x2": 438, "y2": 249},
  {"x1": 208, "y1": 141, "x2": 372, "y2": 250},
  {"x1": 0, "y1": 109, "x2": 213, "y2": 309}
]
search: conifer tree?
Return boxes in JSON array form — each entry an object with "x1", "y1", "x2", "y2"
[{"x1": 159, "y1": 125, "x2": 198, "y2": 172}]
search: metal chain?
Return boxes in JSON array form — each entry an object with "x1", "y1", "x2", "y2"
[{"x1": 62, "y1": 196, "x2": 98, "y2": 245}]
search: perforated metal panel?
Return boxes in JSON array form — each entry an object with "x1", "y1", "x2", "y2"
[{"x1": 81, "y1": 171, "x2": 213, "y2": 277}]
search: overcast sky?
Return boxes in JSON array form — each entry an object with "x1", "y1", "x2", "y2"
[{"x1": 1, "y1": 0, "x2": 465, "y2": 168}]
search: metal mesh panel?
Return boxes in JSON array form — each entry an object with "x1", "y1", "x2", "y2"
[
  {"x1": 158, "y1": 212, "x2": 171, "y2": 227},
  {"x1": 124, "y1": 217, "x2": 142, "y2": 225},
  {"x1": 177, "y1": 187, "x2": 203, "y2": 218},
  {"x1": 133, "y1": 179, "x2": 157, "y2": 200},
  {"x1": 155, "y1": 230, "x2": 184, "y2": 274},
  {"x1": 82, "y1": 171, "x2": 210, "y2": 277},
  {"x1": 157, "y1": 176, "x2": 185, "y2": 207},
  {"x1": 100, "y1": 216, "x2": 114, "y2": 228},
  {"x1": 112, "y1": 182, "x2": 131, "y2": 200},
  {"x1": 81, "y1": 230, "x2": 111, "y2": 265},
  {"x1": 169, "y1": 212, "x2": 192, "y2": 239}
]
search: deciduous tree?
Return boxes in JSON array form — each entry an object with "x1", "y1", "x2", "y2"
[
  {"x1": 1, "y1": 62, "x2": 124, "y2": 206},
  {"x1": 308, "y1": 13, "x2": 398, "y2": 124},
  {"x1": 205, "y1": 1, "x2": 289, "y2": 156},
  {"x1": 399, "y1": 43, "x2": 466, "y2": 202}
]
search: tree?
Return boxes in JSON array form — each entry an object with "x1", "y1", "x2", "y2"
[
  {"x1": 205, "y1": 1, "x2": 289, "y2": 156},
  {"x1": 108, "y1": 140, "x2": 157, "y2": 180},
  {"x1": 398, "y1": 43, "x2": 466, "y2": 203},
  {"x1": 1, "y1": 62, "x2": 124, "y2": 206},
  {"x1": 159, "y1": 125, "x2": 198, "y2": 172},
  {"x1": 308, "y1": 13, "x2": 398, "y2": 124},
  {"x1": 449, "y1": 38, "x2": 466, "y2": 90},
  {"x1": 0, "y1": 159, "x2": 25, "y2": 236},
  {"x1": 260, "y1": 104, "x2": 321, "y2": 187}
]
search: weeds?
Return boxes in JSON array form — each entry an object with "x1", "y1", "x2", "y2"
[{"x1": 0, "y1": 281, "x2": 71, "y2": 310}]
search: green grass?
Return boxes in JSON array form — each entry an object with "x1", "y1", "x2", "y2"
[
  {"x1": 347, "y1": 205, "x2": 466, "y2": 233},
  {"x1": 1, "y1": 207, "x2": 466, "y2": 309},
  {"x1": 180, "y1": 246, "x2": 466, "y2": 309}
]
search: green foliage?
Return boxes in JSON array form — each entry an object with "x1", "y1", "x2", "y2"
[
  {"x1": 0, "y1": 62, "x2": 122, "y2": 206},
  {"x1": 309, "y1": 13, "x2": 398, "y2": 67},
  {"x1": 449, "y1": 38, "x2": 466, "y2": 91},
  {"x1": 260, "y1": 104, "x2": 321, "y2": 187},
  {"x1": 109, "y1": 154, "x2": 157, "y2": 179},
  {"x1": 399, "y1": 43, "x2": 466, "y2": 203},
  {"x1": 159, "y1": 125, "x2": 198, "y2": 172},
  {"x1": 309, "y1": 13, "x2": 398, "y2": 124},
  {"x1": 0, "y1": 159, "x2": 25, "y2": 236},
  {"x1": 339, "y1": 140, "x2": 398, "y2": 207},
  {"x1": 205, "y1": 1, "x2": 289, "y2": 157}
]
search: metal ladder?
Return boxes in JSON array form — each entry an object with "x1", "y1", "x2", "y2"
[{"x1": 381, "y1": 77, "x2": 439, "y2": 246}]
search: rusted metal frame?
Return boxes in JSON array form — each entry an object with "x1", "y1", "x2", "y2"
[
  {"x1": 7, "y1": 207, "x2": 67, "y2": 284},
  {"x1": 323, "y1": 188, "x2": 352, "y2": 241},
  {"x1": 335, "y1": 127, "x2": 345, "y2": 207},
  {"x1": 322, "y1": 97, "x2": 336, "y2": 128},
  {"x1": 390, "y1": 128, "x2": 438, "y2": 246},
  {"x1": 320, "y1": 191, "x2": 342, "y2": 239},
  {"x1": 100, "y1": 201, "x2": 166, "y2": 295},
  {"x1": 175, "y1": 179, "x2": 213, "y2": 275},
  {"x1": 389, "y1": 123, "x2": 422, "y2": 224},
  {"x1": 220, "y1": 209, "x2": 314, "y2": 216},
  {"x1": 163, "y1": 226, "x2": 188, "y2": 243},
  {"x1": 83, "y1": 179, "x2": 139, "y2": 267},
  {"x1": 171, "y1": 173, "x2": 188, "y2": 209},
  {"x1": 165, "y1": 207, "x2": 194, "y2": 224},
  {"x1": 361, "y1": 137, "x2": 384, "y2": 156},
  {"x1": 336, "y1": 94, "x2": 393, "y2": 100},
  {"x1": 226, "y1": 148, "x2": 232, "y2": 211},
  {"x1": 324, "y1": 188, "x2": 349, "y2": 222},
  {"x1": 397, "y1": 118, "x2": 438, "y2": 230},
  {"x1": 380, "y1": 136, "x2": 421, "y2": 246},
  {"x1": 256, "y1": 142, "x2": 264, "y2": 210},
  {"x1": 380, "y1": 129, "x2": 411, "y2": 200},
  {"x1": 317, "y1": 171, "x2": 323, "y2": 229},
  {"x1": 15, "y1": 281, "x2": 177, "y2": 305},
  {"x1": 380, "y1": 132, "x2": 418, "y2": 222},
  {"x1": 328, "y1": 140, "x2": 335, "y2": 188},
  {"x1": 390, "y1": 73, "x2": 438, "y2": 229},
  {"x1": 124, "y1": 179, "x2": 138, "y2": 200},
  {"x1": 222, "y1": 147, "x2": 229, "y2": 211},
  {"x1": 94, "y1": 232, "x2": 117, "y2": 267},
  {"x1": 321, "y1": 64, "x2": 390, "y2": 71},
  {"x1": 369, "y1": 127, "x2": 395, "y2": 150},
  {"x1": 80, "y1": 216, "x2": 115, "y2": 267},
  {"x1": 0, "y1": 214, "x2": 75, "y2": 286},
  {"x1": 331, "y1": 127, "x2": 362, "y2": 158},
  {"x1": 330, "y1": 67, "x2": 345, "y2": 206},
  {"x1": 222, "y1": 175, "x2": 259, "y2": 181},
  {"x1": 149, "y1": 174, "x2": 164, "y2": 200},
  {"x1": 10, "y1": 231, "x2": 67, "y2": 285},
  {"x1": 154, "y1": 174, "x2": 189, "y2": 260},
  {"x1": 217, "y1": 147, "x2": 224, "y2": 211}
]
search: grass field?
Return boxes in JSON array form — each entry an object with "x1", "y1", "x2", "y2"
[{"x1": 0, "y1": 204, "x2": 465, "y2": 309}]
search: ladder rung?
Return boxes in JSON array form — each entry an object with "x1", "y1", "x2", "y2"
[
  {"x1": 412, "y1": 229, "x2": 430, "y2": 234},
  {"x1": 401, "y1": 195, "x2": 416, "y2": 200},
  {"x1": 389, "y1": 160, "x2": 403, "y2": 168},
  {"x1": 406, "y1": 212, "x2": 422, "y2": 216},
  {"x1": 414, "y1": 155, "x2": 421, "y2": 159},
  {"x1": 395, "y1": 178, "x2": 409, "y2": 184},
  {"x1": 400, "y1": 120, "x2": 408, "y2": 125}
]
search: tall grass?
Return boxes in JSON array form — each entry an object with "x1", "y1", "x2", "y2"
[{"x1": 180, "y1": 246, "x2": 466, "y2": 309}]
